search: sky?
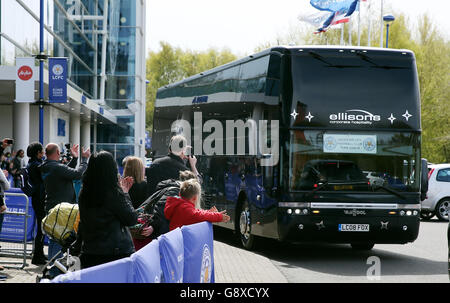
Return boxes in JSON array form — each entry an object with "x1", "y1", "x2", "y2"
[{"x1": 146, "y1": 0, "x2": 450, "y2": 56}]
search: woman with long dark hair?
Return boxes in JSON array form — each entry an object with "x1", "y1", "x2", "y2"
[{"x1": 78, "y1": 151, "x2": 138, "y2": 269}]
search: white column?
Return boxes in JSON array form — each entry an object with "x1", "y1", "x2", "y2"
[
  {"x1": 13, "y1": 102, "x2": 30, "y2": 162},
  {"x1": 70, "y1": 113, "x2": 81, "y2": 161},
  {"x1": 81, "y1": 120, "x2": 91, "y2": 151},
  {"x1": 93, "y1": 123, "x2": 97, "y2": 153}
]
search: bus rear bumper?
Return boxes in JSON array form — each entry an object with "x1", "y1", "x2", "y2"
[{"x1": 278, "y1": 214, "x2": 420, "y2": 244}]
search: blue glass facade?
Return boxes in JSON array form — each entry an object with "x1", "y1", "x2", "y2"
[{"x1": 0, "y1": 0, "x2": 146, "y2": 159}]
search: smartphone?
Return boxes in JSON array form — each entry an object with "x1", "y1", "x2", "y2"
[{"x1": 6, "y1": 139, "x2": 13, "y2": 145}]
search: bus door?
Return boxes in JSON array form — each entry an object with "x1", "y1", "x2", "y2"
[
  {"x1": 224, "y1": 157, "x2": 245, "y2": 225},
  {"x1": 203, "y1": 156, "x2": 228, "y2": 222},
  {"x1": 255, "y1": 158, "x2": 279, "y2": 238}
]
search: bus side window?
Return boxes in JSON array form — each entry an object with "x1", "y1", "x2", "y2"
[{"x1": 210, "y1": 157, "x2": 226, "y2": 193}]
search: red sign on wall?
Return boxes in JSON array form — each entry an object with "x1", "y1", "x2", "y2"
[{"x1": 17, "y1": 65, "x2": 33, "y2": 81}]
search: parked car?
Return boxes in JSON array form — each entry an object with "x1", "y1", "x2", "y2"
[{"x1": 421, "y1": 163, "x2": 450, "y2": 221}]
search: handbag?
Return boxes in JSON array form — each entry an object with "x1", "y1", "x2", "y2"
[{"x1": 129, "y1": 211, "x2": 154, "y2": 240}]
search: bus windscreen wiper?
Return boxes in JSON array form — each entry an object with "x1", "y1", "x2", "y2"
[
  {"x1": 308, "y1": 51, "x2": 362, "y2": 69},
  {"x1": 305, "y1": 166, "x2": 328, "y2": 196},
  {"x1": 305, "y1": 180, "x2": 329, "y2": 197},
  {"x1": 355, "y1": 51, "x2": 410, "y2": 70},
  {"x1": 372, "y1": 184, "x2": 407, "y2": 200}
]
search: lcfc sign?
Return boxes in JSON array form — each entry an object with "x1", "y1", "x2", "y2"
[{"x1": 49, "y1": 58, "x2": 68, "y2": 103}]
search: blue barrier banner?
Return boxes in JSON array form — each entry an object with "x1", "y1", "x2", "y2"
[
  {"x1": 158, "y1": 228, "x2": 184, "y2": 283},
  {"x1": 181, "y1": 222, "x2": 215, "y2": 283},
  {"x1": 50, "y1": 257, "x2": 134, "y2": 283},
  {"x1": 0, "y1": 188, "x2": 35, "y2": 242},
  {"x1": 131, "y1": 240, "x2": 161, "y2": 283},
  {"x1": 48, "y1": 57, "x2": 68, "y2": 103}
]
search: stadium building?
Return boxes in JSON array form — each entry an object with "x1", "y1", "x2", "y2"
[{"x1": 0, "y1": 0, "x2": 147, "y2": 164}]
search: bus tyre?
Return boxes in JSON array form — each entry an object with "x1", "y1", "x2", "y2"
[
  {"x1": 435, "y1": 198, "x2": 450, "y2": 221},
  {"x1": 237, "y1": 200, "x2": 255, "y2": 250},
  {"x1": 351, "y1": 243, "x2": 375, "y2": 250},
  {"x1": 420, "y1": 210, "x2": 435, "y2": 220}
]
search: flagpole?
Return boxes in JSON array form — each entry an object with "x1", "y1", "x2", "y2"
[
  {"x1": 357, "y1": 0, "x2": 361, "y2": 46},
  {"x1": 368, "y1": 0, "x2": 372, "y2": 46},
  {"x1": 348, "y1": 19, "x2": 352, "y2": 45},
  {"x1": 380, "y1": 0, "x2": 384, "y2": 47},
  {"x1": 341, "y1": 23, "x2": 344, "y2": 45}
]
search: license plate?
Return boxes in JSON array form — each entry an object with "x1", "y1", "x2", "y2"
[
  {"x1": 339, "y1": 224, "x2": 370, "y2": 232},
  {"x1": 334, "y1": 185, "x2": 353, "y2": 190}
]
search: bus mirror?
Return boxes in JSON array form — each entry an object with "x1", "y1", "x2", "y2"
[
  {"x1": 257, "y1": 154, "x2": 272, "y2": 159},
  {"x1": 420, "y1": 158, "x2": 428, "y2": 201}
]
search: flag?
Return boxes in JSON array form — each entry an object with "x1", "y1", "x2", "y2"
[
  {"x1": 316, "y1": 11, "x2": 351, "y2": 33},
  {"x1": 299, "y1": 11, "x2": 350, "y2": 33},
  {"x1": 306, "y1": 0, "x2": 365, "y2": 34},
  {"x1": 310, "y1": 0, "x2": 359, "y2": 17}
]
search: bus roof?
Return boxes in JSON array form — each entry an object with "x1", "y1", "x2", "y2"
[{"x1": 156, "y1": 45, "x2": 415, "y2": 93}]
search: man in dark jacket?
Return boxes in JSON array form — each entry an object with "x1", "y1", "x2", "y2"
[
  {"x1": 145, "y1": 135, "x2": 200, "y2": 197},
  {"x1": 40, "y1": 143, "x2": 89, "y2": 212},
  {"x1": 40, "y1": 143, "x2": 90, "y2": 278},
  {"x1": 26, "y1": 142, "x2": 47, "y2": 265}
]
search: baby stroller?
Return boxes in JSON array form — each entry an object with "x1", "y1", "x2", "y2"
[{"x1": 36, "y1": 203, "x2": 81, "y2": 282}]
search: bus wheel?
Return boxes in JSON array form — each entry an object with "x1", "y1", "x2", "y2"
[
  {"x1": 238, "y1": 200, "x2": 255, "y2": 250},
  {"x1": 351, "y1": 243, "x2": 375, "y2": 250}
]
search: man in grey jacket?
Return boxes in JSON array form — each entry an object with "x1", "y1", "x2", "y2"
[
  {"x1": 40, "y1": 143, "x2": 90, "y2": 212},
  {"x1": 39, "y1": 143, "x2": 90, "y2": 278}
]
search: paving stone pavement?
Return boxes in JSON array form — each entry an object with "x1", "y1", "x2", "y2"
[{"x1": 0, "y1": 239, "x2": 287, "y2": 283}]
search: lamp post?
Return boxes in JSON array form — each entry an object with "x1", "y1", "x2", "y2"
[
  {"x1": 35, "y1": 0, "x2": 48, "y2": 144},
  {"x1": 383, "y1": 14, "x2": 395, "y2": 48}
]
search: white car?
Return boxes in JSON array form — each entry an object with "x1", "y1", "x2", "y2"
[{"x1": 421, "y1": 163, "x2": 450, "y2": 221}]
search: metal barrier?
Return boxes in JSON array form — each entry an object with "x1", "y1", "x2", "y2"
[{"x1": 0, "y1": 192, "x2": 32, "y2": 269}]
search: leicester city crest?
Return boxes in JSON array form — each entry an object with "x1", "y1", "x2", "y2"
[
  {"x1": 200, "y1": 244, "x2": 212, "y2": 283},
  {"x1": 324, "y1": 136, "x2": 337, "y2": 151},
  {"x1": 363, "y1": 137, "x2": 376, "y2": 152}
]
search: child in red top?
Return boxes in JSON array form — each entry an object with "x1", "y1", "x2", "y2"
[{"x1": 165, "y1": 179, "x2": 230, "y2": 230}]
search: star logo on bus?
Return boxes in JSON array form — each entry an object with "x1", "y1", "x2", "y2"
[
  {"x1": 380, "y1": 221, "x2": 389, "y2": 230},
  {"x1": 291, "y1": 109, "x2": 298, "y2": 120},
  {"x1": 402, "y1": 110, "x2": 412, "y2": 121},
  {"x1": 305, "y1": 112, "x2": 314, "y2": 122},
  {"x1": 387, "y1": 113, "x2": 396, "y2": 124},
  {"x1": 316, "y1": 221, "x2": 325, "y2": 230}
]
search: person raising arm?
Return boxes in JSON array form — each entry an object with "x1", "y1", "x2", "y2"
[{"x1": 164, "y1": 179, "x2": 230, "y2": 231}]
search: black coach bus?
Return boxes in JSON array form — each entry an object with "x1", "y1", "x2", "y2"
[{"x1": 152, "y1": 46, "x2": 428, "y2": 250}]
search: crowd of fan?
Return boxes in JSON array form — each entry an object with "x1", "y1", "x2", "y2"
[{"x1": 0, "y1": 135, "x2": 230, "y2": 279}]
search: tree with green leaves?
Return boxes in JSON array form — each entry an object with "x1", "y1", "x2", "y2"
[{"x1": 145, "y1": 42, "x2": 237, "y2": 133}]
